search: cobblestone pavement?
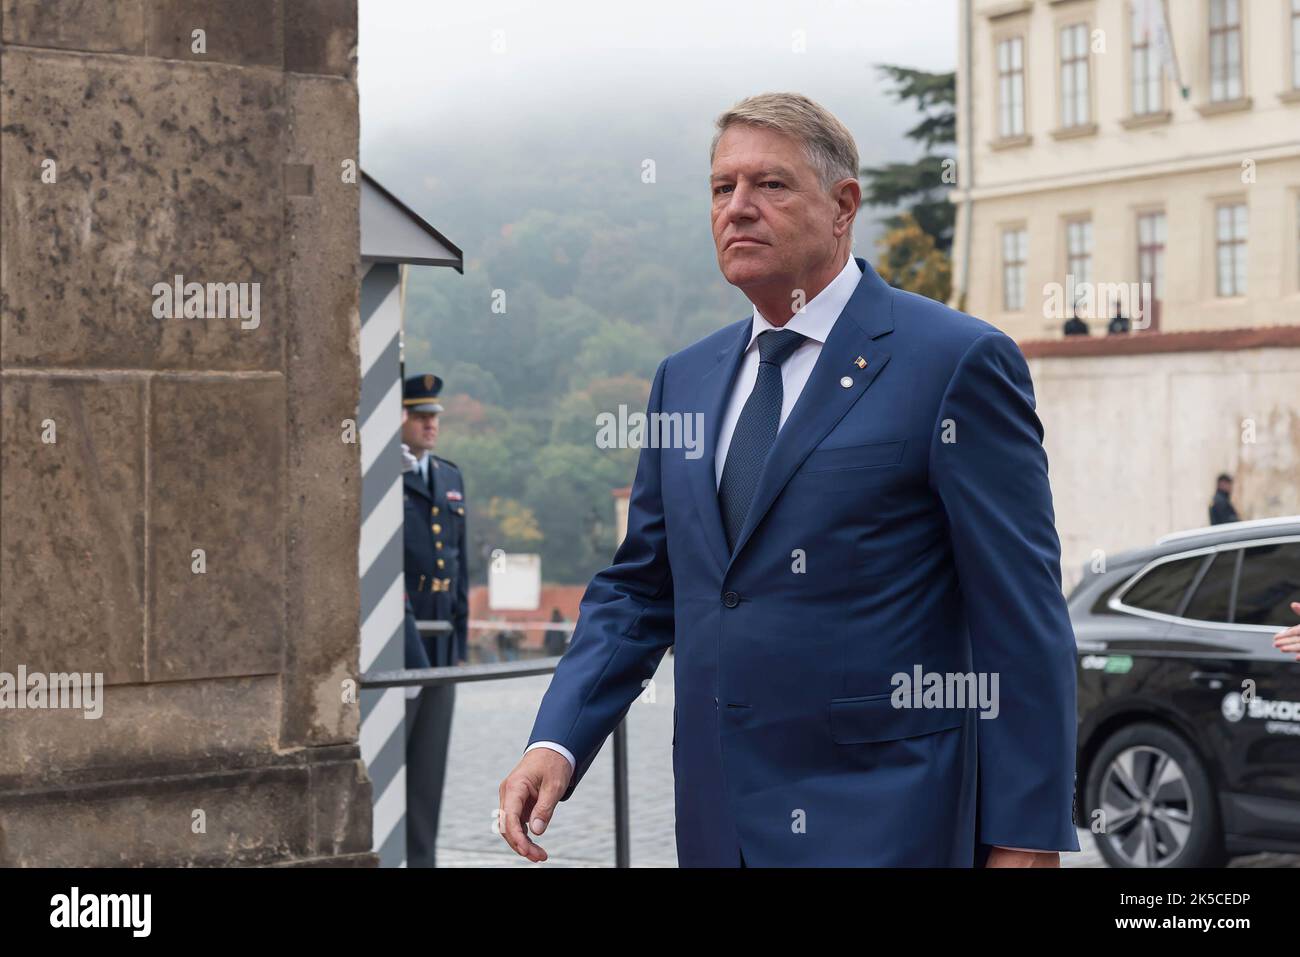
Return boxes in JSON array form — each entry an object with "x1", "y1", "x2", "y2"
[{"x1": 434, "y1": 659, "x2": 1295, "y2": 868}]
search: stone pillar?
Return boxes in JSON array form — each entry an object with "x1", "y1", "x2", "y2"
[{"x1": 0, "y1": 0, "x2": 373, "y2": 865}]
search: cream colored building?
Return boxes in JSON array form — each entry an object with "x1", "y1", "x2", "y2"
[{"x1": 953, "y1": 0, "x2": 1300, "y2": 341}]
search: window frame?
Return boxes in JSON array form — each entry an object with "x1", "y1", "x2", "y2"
[
  {"x1": 1292, "y1": 0, "x2": 1300, "y2": 90},
  {"x1": 1136, "y1": 208, "x2": 1166, "y2": 331},
  {"x1": 1214, "y1": 199, "x2": 1248, "y2": 298},
  {"x1": 1109, "y1": 535, "x2": 1300, "y2": 632},
  {"x1": 1059, "y1": 21, "x2": 1093, "y2": 128},
  {"x1": 1234, "y1": 540, "x2": 1300, "y2": 627},
  {"x1": 1294, "y1": 190, "x2": 1300, "y2": 294},
  {"x1": 1064, "y1": 215, "x2": 1093, "y2": 317},
  {"x1": 995, "y1": 33, "x2": 1028, "y2": 139},
  {"x1": 1001, "y1": 224, "x2": 1029, "y2": 312},
  {"x1": 1208, "y1": 0, "x2": 1245, "y2": 103},
  {"x1": 1130, "y1": 0, "x2": 1166, "y2": 116}
]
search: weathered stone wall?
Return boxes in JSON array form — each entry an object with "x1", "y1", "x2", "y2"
[
  {"x1": 1024, "y1": 340, "x2": 1300, "y2": 593},
  {"x1": 0, "y1": 0, "x2": 371, "y2": 865}
]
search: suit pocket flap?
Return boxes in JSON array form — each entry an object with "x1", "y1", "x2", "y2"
[
  {"x1": 801, "y1": 439, "x2": 905, "y2": 473},
  {"x1": 829, "y1": 693, "x2": 965, "y2": 744}
]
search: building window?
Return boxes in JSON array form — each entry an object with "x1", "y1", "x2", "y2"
[
  {"x1": 1293, "y1": 0, "x2": 1300, "y2": 89},
  {"x1": 1136, "y1": 211, "x2": 1165, "y2": 331},
  {"x1": 1065, "y1": 218, "x2": 1093, "y2": 316},
  {"x1": 1002, "y1": 227, "x2": 1028, "y2": 311},
  {"x1": 1060, "y1": 23, "x2": 1091, "y2": 127},
  {"x1": 1208, "y1": 0, "x2": 1243, "y2": 102},
  {"x1": 1215, "y1": 202, "x2": 1248, "y2": 297},
  {"x1": 997, "y1": 36, "x2": 1026, "y2": 137},
  {"x1": 1131, "y1": 2, "x2": 1164, "y2": 114}
]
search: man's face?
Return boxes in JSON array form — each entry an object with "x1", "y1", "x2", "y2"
[
  {"x1": 710, "y1": 124, "x2": 846, "y2": 291},
  {"x1": 1219, "y1": 479, "x2": 1233, "y2": 494},
  {"x1": 402, "y1": 411, "x2": 439, "y2": 453}
]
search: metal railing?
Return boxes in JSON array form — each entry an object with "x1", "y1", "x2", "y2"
[{"x1": 359, "y1": 620, "x2": 632, "y2": 868}]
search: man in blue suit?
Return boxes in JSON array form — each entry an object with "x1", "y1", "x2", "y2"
[{"x1": 498, "y1": 93, "x2": 1079, "y2": 867}]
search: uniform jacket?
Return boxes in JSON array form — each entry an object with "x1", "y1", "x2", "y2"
[{"x1": 404, "y1": 455, "x2": 469, "y2": 667}]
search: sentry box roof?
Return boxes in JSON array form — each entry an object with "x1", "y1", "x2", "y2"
[{"x1": 360, "y1": 170, "x2": 464, "y2": 272}]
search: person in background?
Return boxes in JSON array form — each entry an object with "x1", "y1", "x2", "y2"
[
  {"x1": 543, "y1": 608, "x2": 568, "y2": 657},
  {"x1": 1209, "y1": 473, "x2": 1240, "y2": 525},
  {"x1": 402, "y1": 372, "x2": 469, "y2": 868}
]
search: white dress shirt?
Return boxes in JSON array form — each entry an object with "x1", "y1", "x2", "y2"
[
  {"x1": 523, "y1": 256, "x2": 1048, "y2": 855},
  {"x1": 713, "y1": 253, "x2": 863, "y2": 487},
  {"x1": 405, "y1": 451, "x2": 433, "y2": 700}
]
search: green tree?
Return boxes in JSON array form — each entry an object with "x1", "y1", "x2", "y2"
[
  {"x1": 875, "y1": 213, "x2": 953, "y2": 302},
  {"x1": 860, "y1": 65, "x2": 956, "y2": 255}
]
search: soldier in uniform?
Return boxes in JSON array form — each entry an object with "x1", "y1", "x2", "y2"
[{"x1": 401, "y1": 372, "x2": 470, "y2": 868}]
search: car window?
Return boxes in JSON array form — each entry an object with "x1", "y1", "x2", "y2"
[
  {"x1": 1183, "y1": 550, "x2": 1238, "y2": 624},
  {"x1": 1235, "y1": 542, "x2": 1300, "y2": 627},
  {"x1": 1121, "y1": 555, "x2": 1202, "y2": 616}
]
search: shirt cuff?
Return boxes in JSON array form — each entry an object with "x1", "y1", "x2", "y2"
[
  {"x1": 992, "y1": 846, "x2": 1055, "y2": 853},
  {"x1": 525, "y1": 740, "x2": 576, "y2": 770}
]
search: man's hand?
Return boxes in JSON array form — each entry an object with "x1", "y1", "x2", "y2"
[
  {"x1": 497, "y1": 748, "x2": 573, "y2": 862},
  {"x1": 985, "y1": 847, "x2": 1060, "y2": 868},
  {"x1": 1272, "y1": 603, "x2": 1300, "y2": 661}
]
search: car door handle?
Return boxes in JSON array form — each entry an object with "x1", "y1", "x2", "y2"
[{"x1": 1190, "y1": 671, "x2": 1235, "y2": 687}]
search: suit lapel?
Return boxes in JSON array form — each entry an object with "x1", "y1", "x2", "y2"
[
  {"x1": 687, "y1": 319, "x2": 751, "y2": 573},
  {"x1": 726, "y1": 258, "x2": 896, "y2": 567}
]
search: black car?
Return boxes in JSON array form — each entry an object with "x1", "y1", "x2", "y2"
[{"x1": 1069, "y1": 517, "x2": 1300, "y2": 867}]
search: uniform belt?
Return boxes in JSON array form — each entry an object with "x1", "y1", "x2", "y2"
[{"x1": 416, "y1": 575, "x2": 453, "y2": 592}]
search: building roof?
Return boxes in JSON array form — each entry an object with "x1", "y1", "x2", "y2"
[{"x1": 360, "y1": 170, "x2": 463, "y2": 272}]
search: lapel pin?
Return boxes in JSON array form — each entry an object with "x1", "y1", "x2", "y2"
[
  {"x1": 855, "y1": 356, "x2": 868, "y2": 369},
  {"x1": 840, "y1": 376, "x2": 853, "y2": 388}
]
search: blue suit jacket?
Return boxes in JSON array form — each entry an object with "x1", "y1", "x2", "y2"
[{"x1": 529, "y1": 258, "x2": 1080, "y2": 866}]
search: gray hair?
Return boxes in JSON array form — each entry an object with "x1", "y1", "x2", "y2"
[{"x1": 710, "y1": 92, "x2": 860, "y2": 193}]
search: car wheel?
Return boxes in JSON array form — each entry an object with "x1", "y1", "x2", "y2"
[{"x1": 1084, "y1": 722, "x2": 1226, "y2": 868}]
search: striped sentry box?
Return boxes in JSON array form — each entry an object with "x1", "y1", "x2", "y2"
[{"x1": 358, "y1": 261, "x2": 408, "y2": 867}]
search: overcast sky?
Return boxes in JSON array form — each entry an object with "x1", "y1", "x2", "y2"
[{"x1": 359, "y1": 0, "x2": 958, "y2": 174}]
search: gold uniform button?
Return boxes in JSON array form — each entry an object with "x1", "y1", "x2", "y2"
[
  {"x1": 432, "y1": 523, "x2": 442, "y2": 533},
  {"x1": 435, "y1": 541, "x2": 443, "y2": 550},
  {"x1": 437, "y1": 559, "x2": 445, "y2": 569},
  {"x1": 432, "y1": 507, "x2": 439, "y2": 515}
]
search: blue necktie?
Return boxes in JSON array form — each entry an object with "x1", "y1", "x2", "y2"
[{"x1": 718, "y1": 328, "x2": 806, "y2": 551}]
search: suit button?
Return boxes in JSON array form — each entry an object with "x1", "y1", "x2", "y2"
[
  {"x1": 432, "y1": 507, "x2": 439, "y2": 516},
  {"x1": 722, "y1": 591, "x2": 739, "y2": 608}
]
